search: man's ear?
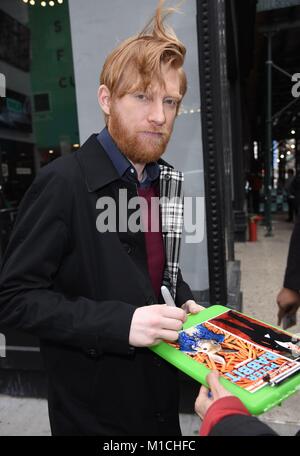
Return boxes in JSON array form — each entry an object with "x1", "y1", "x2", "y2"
[{"x1": 97, "y1": 85, "x2": 111, "y2": 116}]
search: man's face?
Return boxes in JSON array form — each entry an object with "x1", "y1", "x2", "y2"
[{"x1": 107, "y1": 65, "x2": 182, "y2": 164}]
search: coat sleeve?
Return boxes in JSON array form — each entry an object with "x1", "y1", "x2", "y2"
[
  {"x1": 175, "y1": 267, "x2": 195, "y2": 306},
  {"x1": 209, "y1": 414, "x2": 278, "y2": 436},
  {"x1": 283, "y1": 215, "x2": 300, "y2": 291},
  {"x1": 200, "y1": 396, "x2": 278, "y2": 436},
  {"x1": 0, "y1": 167, "x2": 137, "y2": 357}
]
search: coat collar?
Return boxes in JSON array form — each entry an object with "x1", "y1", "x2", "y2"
[
  {"x1": 75, "y1": 134, "x2": 174, "y2": 192},
  {"x1": 75, "y1": 134, "x2": 119, "y2": 192}
]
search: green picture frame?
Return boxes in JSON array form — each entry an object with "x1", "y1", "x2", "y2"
[{"x1": 150, "y1": 305, "x2": 300, "y2": 415}]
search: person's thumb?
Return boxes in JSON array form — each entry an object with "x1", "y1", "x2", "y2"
[
  {"x1": 206, "y1": 370, "x2": 222, "y2": 397},
  {"x1": 197, "y1": 384, "x2": 209, "y2": 400},
  {"x1": 207, "y1": 370, "x2": 233, "y2": 400},
  {"x1": 207, "y1": 370, "x2": 220, "y2": 384}
]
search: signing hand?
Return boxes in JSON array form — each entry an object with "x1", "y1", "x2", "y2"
[{"x1": 129, "y1": 304, "x2": 187, "y2": 347}]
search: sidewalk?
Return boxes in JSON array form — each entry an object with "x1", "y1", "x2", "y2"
[{"x1": 0, "y1": 215, "x2": 300, "y2": 436}]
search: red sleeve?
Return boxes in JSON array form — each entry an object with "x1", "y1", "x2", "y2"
[{"x1": 199, "y1": 396, "x2": 251, "y2": 436}]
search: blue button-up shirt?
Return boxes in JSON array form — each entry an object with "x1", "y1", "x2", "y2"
[{"x1": 97, "y1": 128, "x2": 160, "y2": 188}]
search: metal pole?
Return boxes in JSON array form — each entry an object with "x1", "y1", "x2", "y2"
[{"x1": 265, "y1": 33, "x2": 273, "y2": 237}]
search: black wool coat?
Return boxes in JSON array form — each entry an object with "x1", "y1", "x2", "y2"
[{"x1": 0, "y1": 135, "x2": 194, "y2": 436}]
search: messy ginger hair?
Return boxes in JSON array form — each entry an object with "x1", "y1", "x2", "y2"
[{"x1": 100, "y1": 0, "x2": 187, "y2": 102}]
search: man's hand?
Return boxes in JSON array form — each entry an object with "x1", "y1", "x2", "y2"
[
  {"x1": 129, "y1": 304, "x2": 187, "y2": 347},
  {"x1": 194, "y1": 371, "x2": 234, "y2": 420},
  {"x1": 276, "y1": 287, "x2": 300, "y2": 326},
  {"x1": 181, "y1": 300, "x2": 205, "y2": 314}
]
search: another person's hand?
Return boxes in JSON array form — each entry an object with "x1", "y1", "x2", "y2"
[
  {"x1": 181, "y1": 300, "x2": 205, "y2": 314},
  {"x1": 276, "y1": 287, "x2": 300, "y2": 326},
  {"x1": 129, "y1": 304, "x2": 187, "y2": 347},
  {"x1": 194, "y1": 371, "x2": 233, "y2": 420}
]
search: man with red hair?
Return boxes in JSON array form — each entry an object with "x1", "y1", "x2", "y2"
[{"x1": 0, "y1": 2, "x2": 203, "y2": 435}]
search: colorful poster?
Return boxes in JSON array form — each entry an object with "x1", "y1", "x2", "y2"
[{"x1": 168, "y1": 310, "x2": 300, "y2": 393}]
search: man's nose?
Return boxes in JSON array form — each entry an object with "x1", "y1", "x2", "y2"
[{"x1": 148, "y1": 101, "x2": 166, "y2": 126}]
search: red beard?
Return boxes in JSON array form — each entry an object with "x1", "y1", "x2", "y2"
[{"x1": 108, "y1": 105, "x2": 172, "y2": 164}]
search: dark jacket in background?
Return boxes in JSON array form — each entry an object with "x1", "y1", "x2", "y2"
[
  {"x1": 290, "y1": 174, "x2": 300, "y2": 213},
  {"x1": 284, "y1": 214, "x2": 300, "y2": 291}
]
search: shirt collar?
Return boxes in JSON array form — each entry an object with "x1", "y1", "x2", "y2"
[{"x1": 97, "y1": 127, "x2": 131, "y2": 178}]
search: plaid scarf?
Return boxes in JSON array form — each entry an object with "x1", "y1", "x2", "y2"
[{"x1": 159, "y1": 165, "x2": 184, "y2": 300}]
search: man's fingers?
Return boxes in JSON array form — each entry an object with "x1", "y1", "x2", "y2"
[
  {"x1": 156, "y1": 329, "x2": 180, "y2": 342},
  {"x1": 189, "y1": 303, "x2": 205, "y2": 314},
  {"x1": 161, "y1": 317, "x2": 183, "y2": 332},
  {"x1": 160, "y1": 305, "x2": 186, "y2": 322},
  {"x1": 182, "y1": 301, "x2": 205, "y2": 315}
]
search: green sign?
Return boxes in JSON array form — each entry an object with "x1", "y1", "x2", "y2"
[
  {"x1": 7, "y1": 98, "x2": 22, "y2": 113},
  {"x1": 257, "y1": 0, "x2": 300, "y2": 11},
  {"x1": 29, "y1": 1, "x2": 79, "y2": 149}
]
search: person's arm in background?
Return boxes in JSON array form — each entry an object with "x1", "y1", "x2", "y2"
[
  {"x1": 277, "y1": 216, "x2": 300, "y2": 327},
  {"x1": 195, "y1": 371, "x2": 278, "y2": 436}
]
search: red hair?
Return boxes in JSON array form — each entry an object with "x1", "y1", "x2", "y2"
[{"x1": 100, "y1": 0, "x2": 187, "y2": 109}]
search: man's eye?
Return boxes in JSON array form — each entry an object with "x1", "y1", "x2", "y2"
[
  {"x1": 135, "y1": 94, "x2": 147, "y2": 101},
  {"x1": 164, "y1": 98, "x2": 178, "y2": 107}
]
